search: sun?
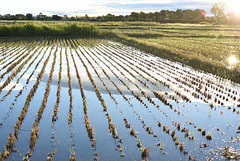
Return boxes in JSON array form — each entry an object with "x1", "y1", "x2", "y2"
[
  {"x1": 225, "y1": 0, "x2": 240, "y2": 16},
  {"x1": 228, "y1": 55, "x2": 238, "y2": 65}
]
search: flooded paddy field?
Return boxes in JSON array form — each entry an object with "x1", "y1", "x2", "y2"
[{"x1": 0, "y1": 38, "x2": 240, "y2": 160}]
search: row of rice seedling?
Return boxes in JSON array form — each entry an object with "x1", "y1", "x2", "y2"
[
  {"x1": 133, "y1": 46, "x2": 239, "y2": 108},
  {"x1": 0, "y1": 40, "x2": 45, "y2": 95},
  {"x1": 72, "y1": 42, "x2": 107, "y2": 112},
  {"x1": 95, "y1": 43, "x2": 190, "y2": 119},
  {"x1": 115, "y1": 34, "x2": 240, "y2": 83},
  {"x1": 63, "y1": 39, "x2": 73, "y2": 124},
  {"x1": 101, "y1": 42, "x2": 229, "y2": 154},
  {"x1": 64, "y1": 39, "x2": 77, "y2": 161},
  {"x1": 0, "y1": 40, "x2": 24, "y2": 62},
  {"x1": 103, "y1": 42, "x2": 173, "y2": 88},
  {"x1": 73, "y1": 38, "x2": 151, "y2": 158},
  {"x1": 106, "y1": 43, "x2": 202, "y2": 105},
  {"x1": 0, "y1": 39, "x2": 23, "y2": 56},
  {"x1": 143, "y1": 53, "x2": 236, "y2": 99},
  {"x1": 0, "y1": 40, "x2": 12, "y2": 56},
  {"x1": 0, "y1": 40, "x2": 42, "y2": 80},
  {"x1": 0, "y1": 133, "x2": 16, "y2": 160},
  {"x1": 78, "y1": 38, "x2": 189, "y2": 159},
  {"x1": 85, "y1": 40, "x2": 169, "y2": 111},
  {"x1": 95, "y1": 42, "x2": 181, "y2": 111},
  {"x1": 162, "y1": 62, "x2": 237, "y2": 108},
  {"x1": 103, "y1": 41, "x2": 240, "y2": 135},
  {"x1": 0, "y1": 39, "x2": 39, "y2": 66},
  {"x1": 0, "y1": 40, "x2": 36, "y2": 73},
  {"x1": 51, "y1": 39, "x2": 62, "y2": 122},
  {"x1": 83, "y1": 40, "x2": 162, "y2": 117},
  {"x1": 26, "y1": 39, "x2": 58, "y2": 161},
  {"x1": 47, "y1": 40, "x2": 63, "y2": 161},
  {"x1": 71, "y1": 39, "x2": 118, "y2": 105},
  {"x1": 26, "y1": 40, "x2": 52, "y2": 85},
  {"x1": 71, "y1": 39, "x2": 122, "y2": 143},
  {"x1": 80, "y1": 39, "x2": 198, "y2": 159},
  {"x1": 0, "y1": 40, "x2": 47, "y2": 104},
  {"x1": 94, "y1": 42, "x2": 190, "y2": 118},
  {"x1": 106, "y1": 44, "x2": 185, "y2": 105},
  {"x1": 88, "y1": 42, "x2": 159, "y2": 159},
  {"x1": 93, "y1": 41, "x2": 219, "y2": 147},
  {"x1": 106, "y1": 41, "x2": 240, "y2": 109},
  {"x1": 29, "y1": 39, "x2": 58, "y2": 150},
  {"x1": 67, "y1": 39, "x2": 98, "y2": 161},
  {"x1": 71, "y1": 39, "x2": 138, "y2": 160},
  {"x1": 105, "y1": 42, "x2": 206, "y2": 107},
  {"x1": 1, "y1": 38, "x2": 239, "y2": 160},
  {"x1": 151, "y1": 62, "x2": 240, "y2": 123},
  {"x1": 0, "y1": 40, "x2": 50, "y2": 127},
  {"x1": 140, "y1": 44, "x2": 240, "y2": 128},
  {"x1": 0, "y1": 39, "x2": 55, "y2": 160}
]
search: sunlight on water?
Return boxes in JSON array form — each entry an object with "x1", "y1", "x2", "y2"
[
  {"x1": 228, "y1": 55, "x2": 238, "y2": 69},
  {"x1": 229, "y1": 55, "x2": 237, "y2": 65}
]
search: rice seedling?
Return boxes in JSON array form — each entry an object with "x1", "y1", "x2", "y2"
[
  {"x1": 0, "y1": 34, "x2": 239, "y2": 160},
  {"x1": 140, "y1": 146, "x2": 149, "y2": 158}
]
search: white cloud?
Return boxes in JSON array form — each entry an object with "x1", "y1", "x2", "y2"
[{"x1": 0, "y1": 0, "x2": 230, "y2": 16}]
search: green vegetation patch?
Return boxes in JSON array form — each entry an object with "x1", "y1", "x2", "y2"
[{"x1": 0, "y1": 21, "x2": 106, "y2": 37}]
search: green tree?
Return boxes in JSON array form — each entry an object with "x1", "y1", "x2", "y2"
[
  {"x1": 130, "y1": 12, "x2": 139, "y2": 21},
  {"x1": 139, "y1": 11, "x2": 146, "y2": 21},
  {"x1": 160, "y1": 10, "x2": 167, "y2": 20},
  {"x1": 210, "y1": 2, "x2": 226, "y2": 24},
  {"x1": 105, "y1": 13, "x2": 116, "y2": 21},
  {"x1": 26, "y1": 13, "x2": 33, "y2": 20},
  {"x1": 37, "y1": 12, "x2": 47, "y2": 20},
  {"x1": 52, "y1": 15, "x2": 62, "y2": 20},
  {"x1": 175, "y1": 9, "x2": 183, "y2": 19},
  {"x1": 84, "y1": 14, "x2": 89, "y2": 21}
]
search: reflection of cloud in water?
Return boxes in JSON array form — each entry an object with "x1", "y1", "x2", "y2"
[
  {"x1": 0, "y1": 82, "x2": 23, "y2": 91},
  {"x1": 22, "y1": 72, "x2": 37, "y2": 82},
  {"x1": 42, "y1": 71, "x2": 155, "y2": 96},
  {"x1": 22, "y1": 73, "x2": 30, "y2": 80}
]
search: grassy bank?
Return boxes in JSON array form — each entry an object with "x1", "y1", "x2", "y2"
[{"x1": 0, "y1": 21, "x2": 106, "y2": 37}]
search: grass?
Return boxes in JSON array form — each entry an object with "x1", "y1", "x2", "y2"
[{"x1": 0, "y1": 21, "x2": 107, "y2": 37}]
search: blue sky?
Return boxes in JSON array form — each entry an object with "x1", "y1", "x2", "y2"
[{"x1": 0, "y1": 0, "x2": 236, "y2": 16}]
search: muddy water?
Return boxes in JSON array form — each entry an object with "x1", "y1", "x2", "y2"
[{"x1": 0, "y1": 38, "x2": 240, "y2": 160}]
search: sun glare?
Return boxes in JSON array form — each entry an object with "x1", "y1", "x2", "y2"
[
  {"x1": 226, "y1": 0, "x2": 240, "y2": 16},
  {"x1": 228, "y1": 55, "x2": 238, "y2": 65}
]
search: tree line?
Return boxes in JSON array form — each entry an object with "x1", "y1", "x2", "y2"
[
  {"x1": 0, "y1": 9, "x2": 207, "y2": 22},
  {"x1": 96, "y1": 9, "x2": 207, "y2": 23},
  {"x1": 0, "y1": 3, "x2": 239, "y2": 24},
  {"x1": 0, "y1": 13, "x2": 88, "y2": 21}
]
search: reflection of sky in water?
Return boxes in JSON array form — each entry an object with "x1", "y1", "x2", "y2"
[
  {"x1": 41, "y1": 70, "x2": 143, "y2": 96},
  {"x1": 21, "y1": 73, "x2": 37, "y2": 81},
  {"x1": 0, "y1": 82, "x2": 23, "y2": 90}
]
